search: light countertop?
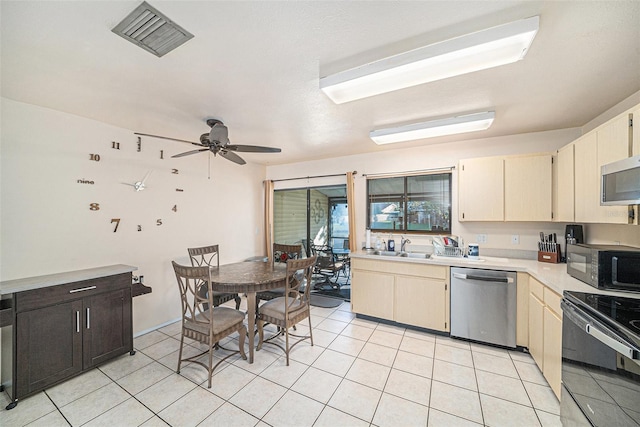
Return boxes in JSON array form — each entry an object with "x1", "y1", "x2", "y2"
[
  {"x1": 0, "y1": 264, "x2": 138, "y2": 295},
  {"x1": 350, "y1": 251, "x2": 640, "y2": 300}
]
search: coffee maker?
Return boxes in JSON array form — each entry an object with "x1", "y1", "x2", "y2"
[{"x1": 565, "y1": 224, "x2": 584, "y2": 245}]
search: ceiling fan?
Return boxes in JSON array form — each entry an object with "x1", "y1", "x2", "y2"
[{"x1": 135, "y1": 119, "x2": 281, "y2": 165}]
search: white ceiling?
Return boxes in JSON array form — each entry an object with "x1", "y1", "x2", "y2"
[{"x1": 2, "y1": 1, "x2": 639, "y2": 166}]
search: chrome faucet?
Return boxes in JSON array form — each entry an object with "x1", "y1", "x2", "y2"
[{"x1": 401, "y1": 236, "x2": 411, "y2": 252}]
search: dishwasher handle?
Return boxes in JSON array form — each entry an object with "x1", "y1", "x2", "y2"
[{"x1": 452, "y1": 272, "x2": 514, "y2": 283}]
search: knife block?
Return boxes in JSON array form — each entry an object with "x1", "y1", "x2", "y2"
[{"x1": 538, "y1": 247, "x2": 561, "y2": 264}]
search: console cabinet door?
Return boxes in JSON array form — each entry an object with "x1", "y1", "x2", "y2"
[
  {"x1": 16, "y1": 300, "x2": 83, "y2": 396},
  {"x1": 83, "y1": 288, "x2": 132, "y2": 368}
]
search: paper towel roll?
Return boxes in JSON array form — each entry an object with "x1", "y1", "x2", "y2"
[{"x1": 366, "y1": 229, "x2": 371, "y2": 249}]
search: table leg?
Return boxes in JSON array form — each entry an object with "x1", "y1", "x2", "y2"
[{"x1": 246, "y1": 291, "x2": 256, "y2": 364}]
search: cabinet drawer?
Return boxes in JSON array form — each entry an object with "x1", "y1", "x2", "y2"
[
  {"x1": 529, "y1": 277, "x2": 544, "y2": 300},
  {"x1": 544, "y1": 287, "x2": 562, "y2": 317},
  {"x1": 15, "y1": 273, "x2": 131, "y2": 313},
  {"x1": 351, "y1": 258, "x2": 447, "y2": 279}
]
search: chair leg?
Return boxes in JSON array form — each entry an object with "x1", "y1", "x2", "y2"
[
  {"x1": 285, "y1": 324, "x2": 290, "y2": 366},
  {"x1": 238, "y1": 326, "x2": 247, "y2": 360},
  {"x1": 177, "y1": 331, "x2": 185, "y2": 374},
  {"x1": 308, "y1": 315, "x2": 314, "y2": 346},
  {"x1": 207, "y1": 340, "x2": 214, "y2": 389},
  {"x1": 257, "y1": 319, "x2": 264, "y2": 351},
  {"x1": 234, "y1": 295, "x2": 241, "y2": 310}
]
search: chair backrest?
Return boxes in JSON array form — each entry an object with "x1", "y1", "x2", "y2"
[
  {"x1": 188, "y1": 245, "x2": 220, "y2": 269},
  {"x1": 273, "y1": 243, "x2": 303, "y2": 266},
  {"x1": 172, "y1": 261, "x2": 213, "y2": 328},
  {"x1": 283, "y1": 256, "x2": 316, "y2": 314}
]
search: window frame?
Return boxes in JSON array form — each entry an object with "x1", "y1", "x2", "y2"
[{"x1": 366, "y1": 172, "x2": 452, "y2": 234}]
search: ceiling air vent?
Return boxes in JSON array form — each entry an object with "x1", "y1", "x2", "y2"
[{"x1": 112, "y1": 1, "x2": 194, "y2": 57}]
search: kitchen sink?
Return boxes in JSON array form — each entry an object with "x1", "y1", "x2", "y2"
[{"x1": 372, "y1": 250, "x2": 431, "y2": 259}]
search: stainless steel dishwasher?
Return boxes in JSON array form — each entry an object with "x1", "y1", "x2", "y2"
[{"x1": 450, "y1": 267, "x2": 517, "y2": 348}]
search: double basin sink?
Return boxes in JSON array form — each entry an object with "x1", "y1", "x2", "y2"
[{"x1": 370, "y1": 250, "x2": 431, "y2": 259}]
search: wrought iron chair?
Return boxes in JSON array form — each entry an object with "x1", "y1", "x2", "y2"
[
  {"x1": 172, "y1": 261, "x2": 247, "y2": 388},
  {"x1": 311, "y1": 244, "x2": 345, "y2": 290},
  {"x1": 257, "y1": 256, "x2": 316, "y2": 365},
  {"x1": 187, "y1": 245, "x2": 241, "y2": 310}
]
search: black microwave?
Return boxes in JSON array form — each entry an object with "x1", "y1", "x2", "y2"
[{"x1": 566, "y1": 244, "x2": 640, "y2": 292}]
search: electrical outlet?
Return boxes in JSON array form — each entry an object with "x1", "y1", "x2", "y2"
[
  {"x1": 511, "y1": 235, "x2": 520, "y2": 245},
  {"x1": 476, "y1": 234, "x2": 487, "y2": 244}
]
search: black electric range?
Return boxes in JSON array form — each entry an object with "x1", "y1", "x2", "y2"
[{"x1": 561, "y1": 291, "x2": 640, "y2": 426}]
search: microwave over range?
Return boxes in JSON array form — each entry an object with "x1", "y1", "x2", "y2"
[
  {"x1": 601, "y1": 154, "x2": 640, "y2": 206},
  {"x1": 566, "y1": 244, "x2": 640, "y2": 292}
]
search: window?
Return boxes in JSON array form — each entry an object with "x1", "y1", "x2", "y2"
[{"x1": 367, "y1": 173, "x2": 451, "y2": 233}]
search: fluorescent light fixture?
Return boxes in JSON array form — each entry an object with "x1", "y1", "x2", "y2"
[
  {"x1": 320, "y1": 16, "x2": 539, "y2": 104},
  {"x1": 370, "y1": 111, "x2": 495, "y2": 145}
]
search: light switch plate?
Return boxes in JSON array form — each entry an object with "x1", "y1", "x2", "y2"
[{"x1": 476, "y1": 234, "x2": 488, "y2": 244}]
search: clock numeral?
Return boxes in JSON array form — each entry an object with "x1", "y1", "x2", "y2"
[
  {"x1": 137, "y1": 137, "x2": 142, "y2": 152},
  {"x1": 77, "y1": 178, "x2": 95, "y2": 185},
  {"x1": 111, "y1": 141, "x2": 120, "y2": 150},
  {"x1": 138, "y1": 225, "x2": 142, "y2": 232},
  {"x1": 160, "y1": 150, "x2": 164, "y2": 159},
  {"x1": 176, "y1": 188, "x2": 184, "y2": 192},
  {"x1": 172, "y1": 169, "x2": 179, "y2": 174},
  {"x1": 111, "y1": 218, "x2": 121, "y2": 232},
  {"x1": 89, "y1": 154, "x2": 101, "y2": 162},
  {"x1": 90, "y1": 203, "x2": 100, "y2": 211},
  {"x1": 172, "y1": 205, "x2": 178, "y2": 212},
  {"x1": 157, "y1": 219, "x2": 163, "y2": 226}
]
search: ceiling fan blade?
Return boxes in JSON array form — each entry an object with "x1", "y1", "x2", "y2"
[
  {"x1": 209, "y1": 123, "x2": 229, "y2": 144},
  {"x1": 225, "y1": 144, "x2": 282, "y2": 153},
  {"x1": 171, "y1": 148, "x2": 209, "y2": 158},
  {"x1": 135, "y1": 132, "x2": 202, "y2": 146},
  {"x1": 219, "y1": 150, "x2": 246, "y2": 165}
]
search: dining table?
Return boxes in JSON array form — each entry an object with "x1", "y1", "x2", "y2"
[{"x1": 208, "y1": 260, "x2": 287, "y2": 363}]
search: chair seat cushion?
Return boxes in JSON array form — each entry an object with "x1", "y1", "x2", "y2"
[
  {"x1": 185, "y1": 306, "x2": 245, "y2": 336},
  {"x1": 259, "y1": 297, "x2": 306, "y2": 319}
]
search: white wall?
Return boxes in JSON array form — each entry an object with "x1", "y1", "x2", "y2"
[
  {"x1": 0, "y1": 98, "x2": 267, "y2": 333},
  {"x1": 267, "y1": 128, "x2": 583, "y2": 256}
]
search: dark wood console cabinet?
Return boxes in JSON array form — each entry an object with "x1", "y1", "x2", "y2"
[{"x1": 0, "y1": 265, "x2": 143, "y2": 409}]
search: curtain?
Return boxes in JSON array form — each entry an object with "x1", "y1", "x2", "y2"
[
  {"x1": 264, "y1": 180, "x2": 274, "y2": 261},
  {"x1": 346, "y1": 172, "x2": 357, "y2": 252}
]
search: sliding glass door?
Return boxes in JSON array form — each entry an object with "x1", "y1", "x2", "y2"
[{"x1": 273, "y1": 185, "x2": 347, "y2": 255}]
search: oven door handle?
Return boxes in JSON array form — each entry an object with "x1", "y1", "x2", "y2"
[{"x1": 585, "y1": 323, "x2": 639, "y2": 360}]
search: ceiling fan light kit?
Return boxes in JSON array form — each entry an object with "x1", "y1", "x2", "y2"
[
  {"x1": 320, "y1": 16, "x2": 539, "y2": 104},
  {"x1": 370, "y1": 111, "x2": 496, "y2": 145}
]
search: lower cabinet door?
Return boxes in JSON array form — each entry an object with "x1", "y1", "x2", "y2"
[
  {"x1": 351, "y1": 270, "x2": 394, "y2": 320},
  {"x1": 528, "y1": 292, "x2": 545, "y2": 371},
  {"x1": 16, "y1": 300, "x2": 83, "y2": 397},
  {"x1": 543, "y1": 307, "x2": 562, "y2": 399},
  {"x1": 83, "y1": 288, "x2": 133, "y2": 368},
  {"x1": 395, "y1": 276, "x2": 447, "y2": 331}
]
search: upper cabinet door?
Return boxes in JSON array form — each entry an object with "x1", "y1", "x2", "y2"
[
  {"x1": 505, "y1": 154, "x2": 553, "y2": 221},
  {"x1": 574, "y1": 133, "x2": 599, "y2": 223},
  {"x1": 459, "y1": 157, "x2": 504, "y2": 221},
  {"x1": 596, "y1": 114, "x2": 632, "y2": 224},
  {"x1": 555, "y1": 143, "x2": 575, "y2": 222}
]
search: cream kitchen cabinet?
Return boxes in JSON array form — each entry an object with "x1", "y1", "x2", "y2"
[
  {"x1": 458, "y1": 156, "x2": 504, "y2": 221},
  {"x1": 574, "y1": 132, "x2": 599, "y2": 223},
  {"x1": 504, "y1": 154, "x2": 553, "y2": 221},
  {"x1": 459, "y1": 153, "x2": 553, "y2": 222},
  {"x1": 351, "y1": 258, "x2": 449, "y2": 332},
  {"x1": 555, "y1": 143, "x2": 575, "y2": 222},
  {"x1": 634, "y1": 107, "x2": 640, "y2": 156},
  {"x1": 527, "y1": 276, "x2": 563, "y2": 399}
]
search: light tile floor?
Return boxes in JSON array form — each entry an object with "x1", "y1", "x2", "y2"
[{"x1": 0, "y1": 298, "x2": 561, "y2": 427}]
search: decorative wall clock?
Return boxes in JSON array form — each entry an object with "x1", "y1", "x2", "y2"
[{"x1": 84, "y1": 136, "x2": 184, "y2": 232}]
